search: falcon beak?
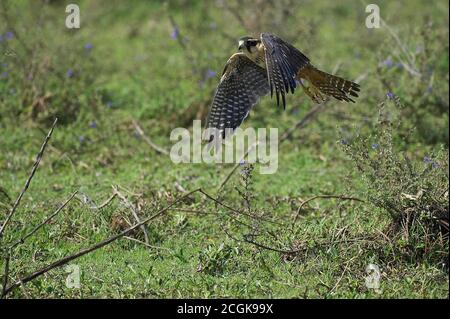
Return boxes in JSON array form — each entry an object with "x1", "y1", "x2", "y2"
[{"x1": 238, "y1": 40, "x2": 244, "y2": 51}]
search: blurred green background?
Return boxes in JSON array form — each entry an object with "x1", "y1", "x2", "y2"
[{"x1": 0, "y1": 0, "x2": 448, "y2": 298}]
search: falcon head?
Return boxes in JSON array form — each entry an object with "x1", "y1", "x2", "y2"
[{"x1": 238, "y1": 36, "x2": 260, "y2": 53}]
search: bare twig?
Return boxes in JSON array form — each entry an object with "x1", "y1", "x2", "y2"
[
  {"x1": 132, "y1": 120, "x2": 170, "y2": 156},
  {"x1": 226, "y1": 228, "x2": 374, "y2": 255},
  {"x1": 123, "y1": 236, "x2": 172, "y2": 252},
  {"x1": 76, "y1": 190, "x2": 118, "y2": 210},
  {"x1": 1, "y1": 252, "x2": 10, "y2": 299},
  {"x1": 293, "y1": 194, "x2": 364, "y2": 224},
  {"x1": 199, "y1": 189, "x2": 284, "y2": 226},
  {"x1": 2, "y1": 188, "x2": 201, "y2": 297},
  {"x1": 0, "y1": 118, "x2": 57, "y2": 238},
  {"x1": 9, "y1": 191, "x2": 78, "y2": 249},
  {"x1": 328, "y1": 254, "x2": 360, "y2": 295},
  {"x1": 90, "y1": 192, "x2": 117, "y2": 210},
  {"x1": 216, "y1": 141, "x2": 259, "y2": 193},
  {"x1": 174, "y1": 182, "x2": 187, "y2": 193},
  {"x1": 113, "y1": 186, "x2": 150, "y2": 245}
]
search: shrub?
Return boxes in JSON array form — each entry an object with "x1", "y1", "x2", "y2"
[{"x1": 340, "y1": 97, "x2": 448, "y2": 264}]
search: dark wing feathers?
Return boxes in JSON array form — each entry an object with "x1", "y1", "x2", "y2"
[
  {"x1": 205, "y1": 54, "x2": 269, "y2": 141},
  {"x1": 261, "y1": 33, "x2": 310, "y2": 108}
]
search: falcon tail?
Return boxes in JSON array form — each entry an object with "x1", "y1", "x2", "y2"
[{"x1": 298, "y1": 65, "x2": 360, "y2": 103}]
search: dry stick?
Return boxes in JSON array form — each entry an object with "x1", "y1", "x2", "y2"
[
  {"x1": 199, "y1": 189, "x2": 285, "y2": 227},
  {"x1": 2, "y1": 188, "x2": 201, "y2": 297},
  {"x1": 132, "y1": 120, "x2": 191, "y2": 163},
  {"x1": 225, "y1": 227, "x2": 374, "y2": 255},
  {"x1": 224, "y1": 228, "x2": 301, "y2": 254},
  {"x1": 217, "y1": 104, "x2": 325, "y2": 192},
  {"x1": 328, "y1": 253, "x2": 360, "y2": 295},
  {"x1": 123, "y1": 236, "x2": 172, "y2": 252},
  {"x1": 293, "y1": 194, "x2": 364, "y2": 224},
  {"x1": 1, "y1": 253, "x2": 10, "y2": 299},
  {"x1": 9, "y1": 191, "x2": 78, "y2": 249},
  {"x1": 132, "y1": 120, "x2": 170, "y2": 156},
  {"x1": 88, "y1": 192, "x2": 117, "y2": 210},
  {"x1": 113, "y1": 186, "x2": 150, "y2": 245},
  {"x1": 76, "y1": 191, "x2": 118, "y2": 210},
  {"x1": 0, "y1": 118, "x2": 58, "y2": 238}
]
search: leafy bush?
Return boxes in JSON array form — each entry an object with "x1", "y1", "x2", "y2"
[{"x1": 340, "y1": 97, "x2": 448, "y2": 264}]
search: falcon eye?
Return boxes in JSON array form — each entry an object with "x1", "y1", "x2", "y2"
[{"x1": 247, "y1": 40, "x2": 257, "y2": 46}]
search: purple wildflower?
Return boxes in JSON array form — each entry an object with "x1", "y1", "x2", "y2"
[
  {"x1": 340, "y1": 139, "x2": 349, "y2": 146},
  {"x1": 396, "y1": 62, "x2": 403, "y2": 69},
  {"x1": 0, "y1": 34, "x2": 3, "y2": 42},
  {"x1": 383, "y1": 58, "x2": 393, "y2": 68},
  {"x1": 89, "y1": 121, "x2": 97, "y2": 129},
  {"x1": 239, "y1": 160, "x2": 246, "y2": 166},
  {"x1": 171, "y1": 27, "x2": 179, "y2": 40},
  {"x1": 432, "y1": 162, "x2": 439, "y2": 169},
  {"x1": 371, "y1": 143, "x2": 379, "y2": 150},
  {"x1": 386, "y1": 92, "x2": 394, "y2": 99},
  {"x1": 205, "y1": 69, "x2": 216, "y2": 79},
  {"x1": 5, "y1": 31, "x2": 14, "y2": 39},
  {"x1": 66, "y1": 69, "x2": 74, "y2": 78},
  {"x1": 84, "y1": 43, "x2": 93, "y2": 51},
  {"x1": 423, "y1": 156, "x2": 432, "y2": 164}
]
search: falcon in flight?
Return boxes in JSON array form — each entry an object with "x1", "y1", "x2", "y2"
[{"x1": 205, "y1": 33, "x2": 360, "y2": 141}]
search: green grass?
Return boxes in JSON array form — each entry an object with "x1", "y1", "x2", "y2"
[{"x1": 0, "y1": 0, "x2": 448, "y2": 298}]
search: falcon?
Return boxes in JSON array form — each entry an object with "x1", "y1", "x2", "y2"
[{"x1": 205, "y1": 33, "x2": 360, "y2": 141}]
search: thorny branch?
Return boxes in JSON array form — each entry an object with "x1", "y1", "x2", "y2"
[
  {"x1": 9, "y1": 191, "x2": 78, "y2": 249},
  {"x1": 2, "y1": 188, "x2": 201, "y2": 297},
  {"x1": 293, "y1": 195, "x2": 365, "y2": 224},
  {"x1": 0, "y1": 118, "x2": 58, "y2": 238}
]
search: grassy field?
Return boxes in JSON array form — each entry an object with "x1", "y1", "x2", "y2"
[{"x1": 0, "y1": 0, "x2": 448, "y2": 298}]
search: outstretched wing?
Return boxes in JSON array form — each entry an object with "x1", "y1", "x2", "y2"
[
  {"x1": 260, "y1": 33, "x2": 310, "y2": 108},
  {"x1": 205, "y1": 53, "x2": 269, "y2": 141}
]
